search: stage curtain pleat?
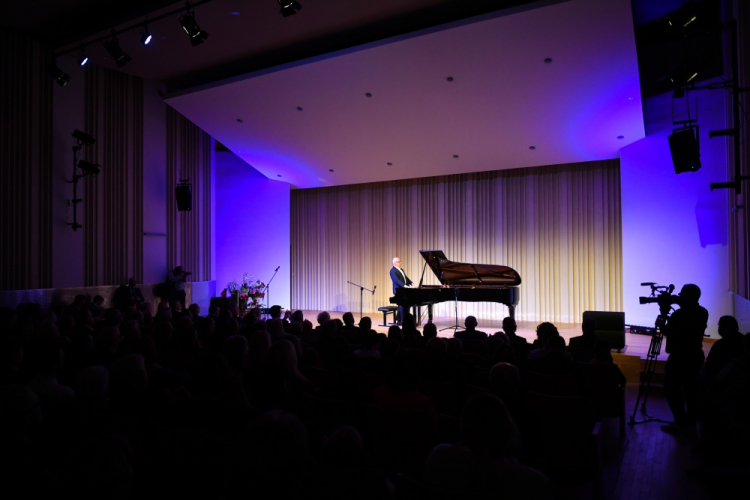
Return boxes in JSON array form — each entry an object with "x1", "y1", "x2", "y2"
[{"x1": 0, "y1": 32, "x2": 53, "y2": 291}]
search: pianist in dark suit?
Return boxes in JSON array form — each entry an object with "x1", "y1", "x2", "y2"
[{"x1": 390, "y1": 257, "x2": 413, "y2": 324}]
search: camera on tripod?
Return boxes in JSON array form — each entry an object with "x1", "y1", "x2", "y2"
[
  {"x1": 639, "y1": 282, "x2": 681, "y2": 324},
  {"x1": 639, "y1": 282, "x2": 680, "y2": 307}
]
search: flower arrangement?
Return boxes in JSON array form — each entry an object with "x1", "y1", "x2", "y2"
[{"x1": 222, "y1": 272, "x2": 265, "y2": 312}]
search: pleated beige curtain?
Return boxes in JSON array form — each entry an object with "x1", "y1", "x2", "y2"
[{"x1": 291, "y1": 159, "x2": 622, "y2": 324}]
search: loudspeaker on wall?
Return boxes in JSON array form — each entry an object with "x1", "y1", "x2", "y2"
[
  {"x1": 176, "y1": 184, "x2": 192, "y2": 211},
  {"x1": 668, "y1": 128, "x2": 701, "y2": 174}
]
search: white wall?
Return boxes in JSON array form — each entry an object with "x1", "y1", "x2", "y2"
[
  {"x1": 621, "y1": 83, "x2": 731, "y2": 337},
  {"x1": 142, "y1": 81, "x2": 169, "y2": 285},
  {"x1": 214, "y1": 151, "x2": 291, "y2": 309}
]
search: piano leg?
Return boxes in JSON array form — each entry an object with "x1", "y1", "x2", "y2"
[{"x1": 509, "y1": 305, "x2": 515, "y2": 320}]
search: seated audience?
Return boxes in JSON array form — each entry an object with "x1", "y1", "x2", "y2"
[{"x1": 455, "y1": 315, "x2": 488, "y2": 341}]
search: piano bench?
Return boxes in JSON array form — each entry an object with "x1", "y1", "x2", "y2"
[{"x1": 378, "y1": 306, "x2": 399, "y2": 327}]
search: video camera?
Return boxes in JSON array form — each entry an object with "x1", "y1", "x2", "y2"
[{"x1": 639, "y1": 282, "x2": 680, "y2": 318}]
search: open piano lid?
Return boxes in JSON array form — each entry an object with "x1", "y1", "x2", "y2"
[{"x1": 419, "y1": 250, "x2": 522, "y2": 287}]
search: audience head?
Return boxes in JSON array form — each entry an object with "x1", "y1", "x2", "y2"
[
  {"x1": 385, "y1": 349, "x2": 420, "y2": 392},
  {"x1": 75, "y1": 365, "x2": 110, "y2": 402},
  {"x1": 489, "y1": 362, "x2": 521, "y2": 397},
  {"x1": 109, "y1": 353, "x2": 148, "y2": 394},
  {"x1": 422, "y1": 321, "x2": 437, "y2": 339},
  {"x1": 236, "y1": 410, "x2": 309, "y2": 496},
  {"x1": 502, "y1": 316, "x2": 517, "y2": 335},
  {"x1": 188, "y1": 303, "x2": 201, "y2": 317},
  {"x1": 321, "y1": 425, "x2": 370, "y2": 468},
  {"x1": 718, "y1": 315, "x2": 739, "y2": 337},
  {"x1": 359, "y1": 316, "x2": 372, "y2": 331},
  {"x1": 387, "y1": 324, "x2": 403, "y2": 343},
  {"x1": 460, "y1": 393, "x2": 522, "y2": 459},
  {"x1": 222, "y1": 335, "x2": 249, "y2": 371},
  {"x1": 291, "y1": 310, "x2": 304, "y2": 323},
  {"x1": 446, "y1": 337, "x2": 463, "y2": 357},
  {"x1": 316, "y1": 311, "x2": 330, "y2": 326},
  {"x1": 582, "y1": 316, "x2": 597, "y2": 336},
  {"x1": 464, "y1": 315, "x2": 478, "y2": 329},
  {"x1": 425, "y1": 337, "x2": 447, "y2": 356},
  {"x1": 535, "y1": 322, "x2": 558, "y2": 345},
  {"x1": 342, "y1": 312, "x2": 355, "y2": 327},
  {"x1": 269, "y1": 305, "x2": 282, "y2": 319}
]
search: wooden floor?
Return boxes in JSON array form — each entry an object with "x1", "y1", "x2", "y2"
[{"x1": 302, "y1": 310, "x2": 721, "y2": 500}]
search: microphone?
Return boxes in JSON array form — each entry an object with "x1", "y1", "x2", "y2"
[
  {"x1": 372, "y1": 285, "x2": 377, "y2": 295},
  {"x1": 640, "y1": 282, "x2": 655, "y2": 286},
  {"x1": 275, "y1": 266, "x2": 280, "y2": 272}
]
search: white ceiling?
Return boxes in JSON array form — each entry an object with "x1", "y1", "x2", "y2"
[{"x1": 164, "y1": 0, "x2": 644, "y2": 189}]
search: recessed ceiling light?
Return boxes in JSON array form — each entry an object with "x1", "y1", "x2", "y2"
[
  {"x1": 365, "y1": 92, "x2": 372, "y2": 98},
  {"x1": 329, "y1": 169, "x2": 334, "y2": 172},
  {"x1": 297, "y1": 106, "x2": 303, "y2": 111},
  {"x1": 544, "y1": 58, "x2": 552, "y2": 64},
  {"x1": 236, "y1": 118, "x2": 243, "y2": 123},
  {"x1": 446, "y1": 76, "x2": 454, "y2": 82},
  {"x1": 277, "y1": 174, "x2": 282, "y2": 177},
  {"x1": 453, "y1": 155, "x2": 459, "y2": 158},
  {"x1": 529, "y1": 146, "x2": 536, "y2": 150},
  {"x1": 231, "y1": 11, "x2": 240, "y2": 16},
  {"x1": 387, "y1": 162, "x2": 392, "y2": 166},
  {"x1": 617, "y1": 135, "x2": 624, "y2": 139}
]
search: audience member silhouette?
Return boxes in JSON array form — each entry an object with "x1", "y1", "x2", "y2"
[
  {"x1": 455, "y1": 315, "x2": 488, "y2": 341},
  {"x1": 424, "y1": 393, "x2": 552, "y2": 499}
]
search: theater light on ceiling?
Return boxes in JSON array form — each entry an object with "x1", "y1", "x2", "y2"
[
  {"x1": 46, "y1": 61, "x2": 70, "y2": 87},
  {"x1": 179, "y1": 10, "x2": 208, "y2": 46},
  {"x1": 278, "y1": 0, "x2": 302, "y2": 17},
  {"x1": 104, "y1": 37, "x2": 132, "y2": 67}
]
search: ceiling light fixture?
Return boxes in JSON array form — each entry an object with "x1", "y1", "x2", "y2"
[
  {"x1": 47, "y1": 61, "x2": 70, "y2": 87},
  {"x1": 103, "y1": 37, "x2": 132, "y2": 67},
  {"x1": 179, "y1": 8, "x2": 209, "y2": 46},
  {"x1": 141, "y1": 25, "x2": 153, "y2": 45},
  {"x1": 278, "y1": 0, "x2": 302, "y2": 17},
  {"x1": 77, "y1": 50, "x2": 89, "y2": 67}
]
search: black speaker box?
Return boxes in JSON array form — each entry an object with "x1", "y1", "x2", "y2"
[
  {"x1": 176, "y1": 184, "x2": 192, "y2": 211},
  {"x1": 668, "y1": 128, "x2": 701, "y2": 174}
]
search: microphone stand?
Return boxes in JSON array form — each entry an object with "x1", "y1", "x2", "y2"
[
  {"x1": 261, "y1": 267, "x2": 280, "y2": 318},
  {"x1": 439, "y1": 281, "x2": 464, "y2": 333},
  {"x1": 347, "y1": 281, "x2": 375, "y2": 320}
]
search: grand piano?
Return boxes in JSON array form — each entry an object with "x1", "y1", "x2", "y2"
[{"x1": 390, "y1": 250, "x2": 522, "y2": 320}]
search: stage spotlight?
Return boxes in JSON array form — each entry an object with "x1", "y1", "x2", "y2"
[
  {"x1": 78, "y1": 51, "x2": 89, "y2": 67},
  {"x1": 179, "y1": 12, "x2": 208, "y2": 46},
  {"x1": 72, "y1": 129, "x2": 96, "y2": 145},
  {"x1": 104, "y1": 38, "x2": 132, "y2": 67},
  {"x1": 47, "y1": 62, "x2": 70, "y2": 87},
  {"x1": 141, "y1": 25, "x2": 153, "y2": 45},
  {"x1": 278, "y1": 0, "x2": 302, "y2": 17},
  {"x1": 78, "y1": 160, "x2": 101, "y2": 175}
]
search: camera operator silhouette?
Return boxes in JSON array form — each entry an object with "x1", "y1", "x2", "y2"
[{"x1": 660, "y1": 283, "x2": 708, "y2": 435}]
